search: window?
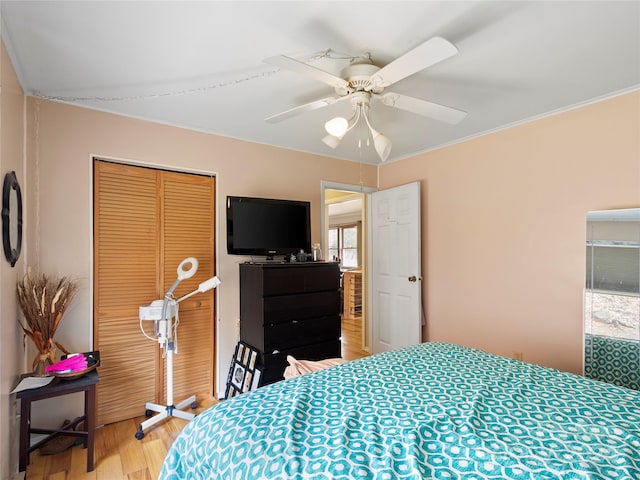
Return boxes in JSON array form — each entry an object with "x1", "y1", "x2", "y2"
[
  {"x1": 328, "y1": 223, "x2": 360, "y2": 268},
  {"x1": 584, "y1": 208, "x2": 640, "y2": 390},
  {"x1": 585, "y1": 241, "x2": 639, "y2": 341}
]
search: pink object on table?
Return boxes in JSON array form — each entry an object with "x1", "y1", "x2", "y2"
[{"x1": 45, "y1": 355, "x2": 88, "y2": 373}]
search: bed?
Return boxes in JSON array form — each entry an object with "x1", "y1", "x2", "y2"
[{"x1": 160, "y1": 342, "x2": 640, "y2": 479}]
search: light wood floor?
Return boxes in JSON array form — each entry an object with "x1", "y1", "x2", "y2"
[
  {"x1": 25, "y1": 316, "x2": 368, "y2": 480},
  {"x1": 341, "y1": 315, "x2": 369, "y2": 361}
]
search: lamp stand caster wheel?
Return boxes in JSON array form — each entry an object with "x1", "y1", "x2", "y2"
[
  {"x1": 145, "y1": 409, "x2": 153, "y2": 417},
  {"x1": 191, "y1": 401, "x2": 197, "y2": 410},
  {"x1": 135, "y1": 428, "x2": 144, "y2": 440}
]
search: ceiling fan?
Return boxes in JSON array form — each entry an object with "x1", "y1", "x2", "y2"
[{"x1": 264, "y1": 36, "x2": 467, "y2": 162}]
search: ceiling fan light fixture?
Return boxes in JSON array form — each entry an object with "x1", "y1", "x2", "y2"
[
  {"x1": 372, "y1": 131, "x2": 392, "y2": 162},
  {"x1": 321, "y1": 134, "x2": 342, "y2": 149},
  {"x1": 361, "y1": 103, "x2": 392, "y2": 162},
  {"x1": 324, "y1": 117, "x2": 349, "y2": 137}
]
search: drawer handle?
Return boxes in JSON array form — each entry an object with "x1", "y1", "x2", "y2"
[{"x1": 272, "y1": 350, "x2": 280, "y2": 354}]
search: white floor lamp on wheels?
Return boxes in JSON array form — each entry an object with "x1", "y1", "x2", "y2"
[{"x1": 135, "y1": 257, "x2": 220, "y2": 440}]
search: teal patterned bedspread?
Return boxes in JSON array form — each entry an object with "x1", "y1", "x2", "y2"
[{"x1": 160, "y1": 342, "x2": 640, "y2": 479}]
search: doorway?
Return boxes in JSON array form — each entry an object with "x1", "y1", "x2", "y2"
[
  {"x1": 322, "y1": 182, "x2": 375, "y2": 356},
  {"x1": 322, "y1": 180, "x2": 423, "y2": 359}
]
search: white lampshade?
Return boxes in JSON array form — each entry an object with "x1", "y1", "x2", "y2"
[
  {"x1": 324, "y1": 117, "x2": 349, "y2": 137},
  {"x1": 372, "y1": 132, "x2": 392, "y2": 162},
  {"x1": 322, "y1": 134, "x2": 342, "y2": 149}
]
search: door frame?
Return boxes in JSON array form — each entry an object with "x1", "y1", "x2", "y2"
[
  {"x1": 321, "y1": 180, "x2": 377, "y2": 351},
  {"x1": 90, "y1": 154, "x2": 221, "y2": 394}
]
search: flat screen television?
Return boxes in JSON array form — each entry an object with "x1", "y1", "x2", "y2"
[{"x1": 226, "y1": 196, "x2": 311, "y2": 259}]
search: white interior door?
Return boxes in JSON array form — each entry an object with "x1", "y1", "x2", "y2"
[{"x1": 370, "y1": 181, "x2": 422, "y2": 354}]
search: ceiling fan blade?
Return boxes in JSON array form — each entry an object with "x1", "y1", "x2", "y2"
[
  {"x1": 264, "y1": 55, "x2": 350, "y2": 91},
  {"x1": 374, "y1": 92, "x2": 467, "y2": 125},
  {"x1": 369, "y1": 37, "x2": 458, "y2": 89},
  {"x1": 265, "y1": 95, "x2": 349, "y2": 123}
]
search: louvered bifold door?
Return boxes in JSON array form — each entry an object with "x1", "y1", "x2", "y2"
[
  {"x1": 94, "y1": 161, "x2": 216, "y2": 425},
  {"x1": 94, "y1": 161, "x2": 160, "y2": 425},
  {"x1": 160, "y1": 172, "x2": 215, "y2": 402}
]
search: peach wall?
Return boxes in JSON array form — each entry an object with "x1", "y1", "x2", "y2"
[
  {"x1": 25, "y1": 98, "x2": 377, "y2": 415},
  {"x1": 0, "y1": 40, "x2": 26, "y2": 479},
  {"x1": 379, "y1": 91, "x2": 640, "y2": 374}
]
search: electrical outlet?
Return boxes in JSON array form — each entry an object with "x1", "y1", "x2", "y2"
[{"x1": 513, "y1": 351, "x2": 523, "y2": 361}]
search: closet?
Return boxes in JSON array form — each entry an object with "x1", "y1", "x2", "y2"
[{"x1": 93, "y1": 160, "x2": 216, "y2": 425}]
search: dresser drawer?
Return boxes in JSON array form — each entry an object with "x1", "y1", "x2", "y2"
[
  {"x1": 263, "y1": 315, "x2": 340, "y2": 352},
  {"x1": 263, "y1": 291, "x2": 340, "y2": 324},
  {"x1": 262, "y1": 264, "x2": 340, "y2": 295},
  {"x1": 261, "y1": 339, "x2": 342, "y2": 385}
]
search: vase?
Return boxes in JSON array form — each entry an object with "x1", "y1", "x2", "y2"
[{"x1": 32, "y1": 353, "x2": 53, "y2": 377}]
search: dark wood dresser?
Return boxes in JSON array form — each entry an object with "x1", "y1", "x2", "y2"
[{"x1": 239, "y1": 261, "x2": 341, "y2": 385}]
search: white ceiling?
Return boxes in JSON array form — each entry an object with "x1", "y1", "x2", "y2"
[
  {"x1": 1, "y1": 1, "x2": 638, "y2": 165},
  {"x1": 328, "y1": 197, "x2": 362, "y2": 217}
]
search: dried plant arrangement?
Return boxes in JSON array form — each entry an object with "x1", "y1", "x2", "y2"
[{"x1": 16, "y1": 269, "x2": 78, "y2": 374}]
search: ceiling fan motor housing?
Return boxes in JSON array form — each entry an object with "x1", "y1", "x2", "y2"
[{"x1": 338, "y1": 63, "x2": 383, "y2": 95}]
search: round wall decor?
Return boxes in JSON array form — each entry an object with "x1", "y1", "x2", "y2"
[{"x1": 2, "y1": 171, "x2": 23, "y2": 267}]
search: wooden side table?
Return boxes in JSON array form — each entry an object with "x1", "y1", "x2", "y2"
[{"x1": 15, "y1": 370, "x2": 99, "y2": 472}]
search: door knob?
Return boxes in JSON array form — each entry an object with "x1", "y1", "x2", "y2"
[{"x1": 408, "y1": 276, "x2": 417, "y2": 282}]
